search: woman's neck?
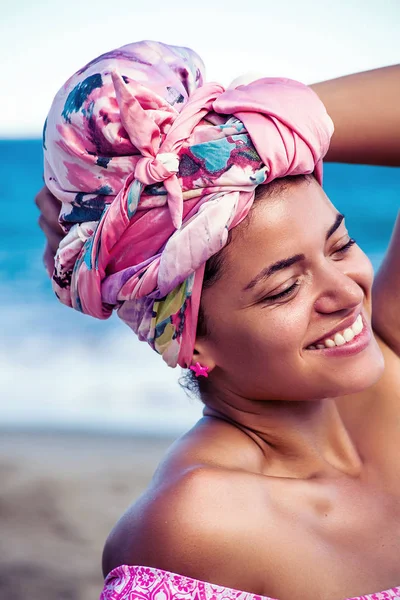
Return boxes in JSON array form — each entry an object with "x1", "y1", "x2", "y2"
[{"x1": 203, "y1": 394, "x2": 364, "y2": 479}]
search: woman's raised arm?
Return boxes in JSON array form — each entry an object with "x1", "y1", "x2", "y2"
[
  {"x1": 371, "y1": 212, "x2": 400, "y2": 356},
  {"x1": 310, "y1": 64, "x2": 400, "y2": 167}
]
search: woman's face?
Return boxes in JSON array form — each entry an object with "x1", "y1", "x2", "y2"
[{"x1": 198, "y1": 178, "x2": 385, "y2": 401}]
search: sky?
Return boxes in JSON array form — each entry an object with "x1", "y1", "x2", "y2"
[{"x1": 1, "y1": 0, "x2": 399, "y2": 137}]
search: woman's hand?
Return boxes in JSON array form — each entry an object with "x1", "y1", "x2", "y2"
[
  {"x1": 34, "y1": 186, "x2": 64, "y2": 275},
  {"x1": 311, "y1": 65, "x2": 400, "y2": 166}
]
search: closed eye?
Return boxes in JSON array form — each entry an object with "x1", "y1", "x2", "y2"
[
  {"x1": 261, "y1": 237, "x2": 356, "y2": 304},
  {"x1": 335, "y1": 238, "x2": 356, "y2": 254},
  {"x1": 262, "y1": 281, "x2": 300, "y2": 302}
]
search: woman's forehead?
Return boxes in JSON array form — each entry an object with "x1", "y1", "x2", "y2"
[
  {"x1": 223, "y1": 180, "x2": 337, "y2": 277},
  {"x1": 256, "y1": 177, "x2": 333, "y2": 222}
]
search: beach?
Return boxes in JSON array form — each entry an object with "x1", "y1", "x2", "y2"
[{"x1": 0, "y1": 429, "x2": 176, "y2": 600}]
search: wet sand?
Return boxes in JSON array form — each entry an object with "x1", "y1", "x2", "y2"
[{"x1": 0, "y1": 429, "x2": 176, "y2": 600}]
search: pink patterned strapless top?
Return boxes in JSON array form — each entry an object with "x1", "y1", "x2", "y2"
[{"x1": 100, "y1": 565, "x2": 400, "y2": 600}]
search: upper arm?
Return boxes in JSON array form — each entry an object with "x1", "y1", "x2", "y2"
[
  {"x1": 102, "y1": 467, "x2": 268, "y2": 594},
  {"x1": 311, "y1": 65, "x2": 400, "y2": 166},
  {"x1": 372, "y1": 211, "x2": 400, "y2": 356}
]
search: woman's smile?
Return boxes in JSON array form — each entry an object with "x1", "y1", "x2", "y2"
[{"x1": 305, "y1": 312, "x2": 372, "y2": 357}]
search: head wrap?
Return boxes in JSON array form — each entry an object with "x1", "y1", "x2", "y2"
[{"x1": 43, "y1": 40, "x2": 333, "y2": 368}]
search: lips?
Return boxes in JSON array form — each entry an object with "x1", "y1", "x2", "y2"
[{"x1": 306, "y1": 311, "x2": 361, "y2": 348}]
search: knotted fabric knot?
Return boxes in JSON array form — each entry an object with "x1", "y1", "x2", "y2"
[
  {"x1": 134, "y1": 152, "x2": 179, "y2": 186},
  {"x1": 135, "y1": 152, "x2": 182, "y2": 229},
  {"x1": 156, "y1": 152, "x2": 180, "y2": 173}
]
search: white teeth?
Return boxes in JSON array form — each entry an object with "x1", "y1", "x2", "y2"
[
  {"x1": 324, "y1": 339, "x2": 336, "y2": 348},
  {"x1": 343, "y1": 328, "x2": 355, "y2": 342},
  {"x1": 333, "y1": 333, "x2": 346, "y2": 346},
  {"x1": 353, "y1": 315, "x2": 363, "y2": 335},
  {"x1": 308, "y1": 314, "x2": 365, "y2": 350}
]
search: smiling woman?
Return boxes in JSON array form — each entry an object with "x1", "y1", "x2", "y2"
[
  {"x1": 191, "y1": 175, "x2": 384, "y2": 404},
  {"x1": 34, "y1": 41, "x2": 400, "y2": 600}
]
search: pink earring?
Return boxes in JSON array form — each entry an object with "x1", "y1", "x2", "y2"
[{"x1": 189, "y1": 362, "x2": 209, "y2": 378}]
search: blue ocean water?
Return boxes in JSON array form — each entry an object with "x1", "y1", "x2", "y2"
[{"x1": 0, "y1": 139, "x2": 399, "y2": 433}]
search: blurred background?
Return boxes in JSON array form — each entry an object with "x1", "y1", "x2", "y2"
[{"x1": 0, "y1": 1, "x2": 399, "y2": 598}]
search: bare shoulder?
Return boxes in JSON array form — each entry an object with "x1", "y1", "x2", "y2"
[{"x1": 102, "y1": 419, "x2": 272, "y2": 593}]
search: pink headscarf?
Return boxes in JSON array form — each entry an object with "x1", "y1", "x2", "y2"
[{"x1": 44, "y1": 40, "x2": 333, "y2": 368}]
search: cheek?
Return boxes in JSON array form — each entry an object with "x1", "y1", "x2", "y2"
[
  {"x1": 212, "y1": 303, "x2": 308, "y2": 367},
  {"x1": 209, "y1": 306, "x2": 312, "y2": 400}
]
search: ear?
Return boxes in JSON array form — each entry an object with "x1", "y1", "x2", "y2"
[{"x1": 190, "y1": 336, "x2": 216, "y2": 373}]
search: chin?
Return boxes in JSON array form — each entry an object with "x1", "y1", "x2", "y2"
[{"x1": 322, "y1": 337, "x2": 385, "y2": 399}]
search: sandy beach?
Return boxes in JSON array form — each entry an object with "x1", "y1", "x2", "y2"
[{"x1": 0, "y1": 429, "x2": 176, "y2": 600}]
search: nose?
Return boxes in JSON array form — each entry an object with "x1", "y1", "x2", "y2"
[{"x1": 313, "y1": 262, "x2": 364, "y2": 316}]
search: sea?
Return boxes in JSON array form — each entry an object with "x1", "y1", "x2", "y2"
[{"x1": 1, "y1": 139, "x2": 399, "y2": 436}]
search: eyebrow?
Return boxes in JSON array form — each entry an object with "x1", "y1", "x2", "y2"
[
  {"x1": 326, "y1": 212, "x2": 345, "y2": 241},
  {"x1": 243, "y1": 213, "x2": 345, "y2": 292}
]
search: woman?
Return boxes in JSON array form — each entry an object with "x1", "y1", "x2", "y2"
[{"x1": 36, "y1": 41, "x2": 400, "y2": 599}]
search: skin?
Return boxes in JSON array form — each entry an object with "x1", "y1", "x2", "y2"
[
  {"x1": 311, "y1": 65, "x2": 400, "y2": 167},
  {"x1": 35, "y1": 65, "x2": 400, "y2": 599}
]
